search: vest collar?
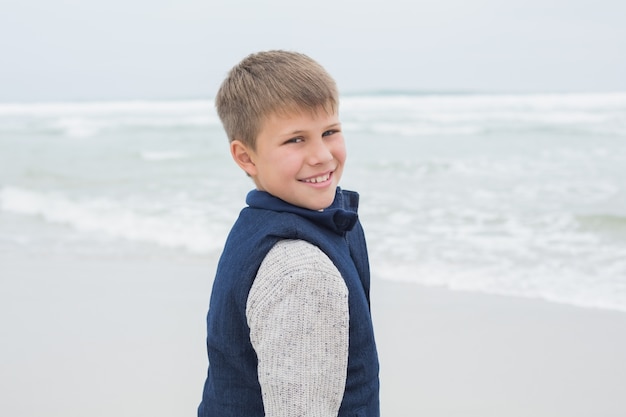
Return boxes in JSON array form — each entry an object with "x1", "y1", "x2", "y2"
[{"x1": 245, "y1": 187, "x2": 359, "y2": 235}]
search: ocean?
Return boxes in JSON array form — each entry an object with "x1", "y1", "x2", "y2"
[{"x1": 1, "y1": 92, "x2": 625, "y2": 312}]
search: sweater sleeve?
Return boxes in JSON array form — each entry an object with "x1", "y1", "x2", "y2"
[{"x1": 246, "y1": 239, "x2": 349, "y2": 417}]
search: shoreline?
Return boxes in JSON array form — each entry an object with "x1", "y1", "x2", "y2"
[{"x1": 2, "y1": 254, "x2": 626, "y2": 416}]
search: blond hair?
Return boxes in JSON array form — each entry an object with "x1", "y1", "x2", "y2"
[{"x1": 215, "y1": 50, "x2": 338, "y2": 149}]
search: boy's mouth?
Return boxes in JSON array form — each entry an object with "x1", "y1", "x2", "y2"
[{"x1": 300, "y1": 171, "x2": 332, "y2": 184}]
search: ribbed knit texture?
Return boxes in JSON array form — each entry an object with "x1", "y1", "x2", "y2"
[{"x1": 246, "y1": 239, "x2": 349, "y2": 417}]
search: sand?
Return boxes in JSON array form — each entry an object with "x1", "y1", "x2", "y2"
[
  {"x1": 374, "y1": 280, "x2": 626, "y2": 417},
  {"x1": 1, "y1": 254, "x2": 626, "y2": 417}
]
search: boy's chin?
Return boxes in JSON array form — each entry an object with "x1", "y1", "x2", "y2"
[
  {"x1": 306, "y1": 195, "x2": 336, "y2": 211},
  {"x1": 269, "y1": 187, "x2": 337, "y2": 211}
]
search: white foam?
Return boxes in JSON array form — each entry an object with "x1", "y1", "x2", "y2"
[
  {"x1": 0, "y1": 186, "x2": 223, "y2": 254},
  {"x1": 52, "y1": 118, "x2": 106, "y2": 138},
  {"x1": 341, "y1": 92, "x2": 626, "y2": 136},
  {"x1": 3, "y1": 94, "x2": 626, "y2": 137},
  {"x1": 365, "y1": 123, "x2": 481, "y2": 136},
  {"x1": 375, "y1": 257, "x2": 626, "y2": 313},
  {"x1": 0, "y1": 100, "x2": 220, "y2": 138},
  {"x1": 139, "y1": 151, "x2": 189, "y2": 161}
]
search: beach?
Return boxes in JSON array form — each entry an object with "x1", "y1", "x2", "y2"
[
  {"x1": 2, "y1": 253, "x2": 626, "y2": 417},
  {"x1": 375, "y1": 279, "x2": 626, "y2": 417},
  {"x1": 2, "y1": 93, "x2": 626, "y2": 415}
]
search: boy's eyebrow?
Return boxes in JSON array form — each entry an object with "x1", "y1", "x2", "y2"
[{"x1": 283, "y1": 123, "x2": 342, "y2": 136}]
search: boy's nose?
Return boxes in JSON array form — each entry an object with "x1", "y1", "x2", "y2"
[{"x1": 307, "y1": 138, "x2": 334, "y2": 165}]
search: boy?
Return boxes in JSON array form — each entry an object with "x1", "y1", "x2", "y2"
[{"x1": 198, "y1": 50, "x2": 379, "y2": 417}]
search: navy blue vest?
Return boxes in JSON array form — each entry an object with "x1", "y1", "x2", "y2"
[{"x1": 198, "y1": 188, "x2": 380, "y2": 416}]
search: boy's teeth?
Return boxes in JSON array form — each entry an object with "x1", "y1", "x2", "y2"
[{"x1": 304, "y1": 174, "x2": 330, "y2": 183}]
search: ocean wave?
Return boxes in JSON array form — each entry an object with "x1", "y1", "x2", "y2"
[
  {"x1": 139, "y1": 151, "x2": 190, "y2": 161},
  {"x1": 374, "y1": 244, "x2": 626, "y2": 313},
  {"x1": 364, "y1": 189, "x2": 626, "y2": 314},
  {"x1": 2, "y1": 93, "x2": 625, "y2": 138},
  {"x1": 0, "y1": 186, "x2": 223, "y2": 254},
  {"x1": 341, "y1": 91, "x2": 626, "y2": 108},
  {"x1": 577, "y1": 214, "x2": 626, "y2": 235},
  {"x1": 341, "y1": 92, "x2": 626, "y2": 137},
  {"x1": 0, "y1": 100, "x2": 220, "y2": 138}
]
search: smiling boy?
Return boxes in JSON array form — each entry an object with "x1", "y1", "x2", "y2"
[{"x1": 198, "y1": 50, "x2": 380, "y2": 417}]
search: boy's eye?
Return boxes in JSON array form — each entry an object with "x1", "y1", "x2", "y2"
[
  {"x1": 322, "y1": 129, "x2": 338, "y2": 137},
  {"x1": 284, "y1": 137, "x2": 304, "y2": 144}
]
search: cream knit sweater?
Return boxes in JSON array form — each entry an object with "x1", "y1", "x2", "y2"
[{"x1": 246, "y1": 239, "x2": 350, "y2": 417}]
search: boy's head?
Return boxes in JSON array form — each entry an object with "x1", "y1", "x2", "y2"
[
  {"x1": 216, "y1": 50, "x2": 346, "y2": 211},
  {"x1": 215, "y1": 50, "x2": 339, "y2": 150}
]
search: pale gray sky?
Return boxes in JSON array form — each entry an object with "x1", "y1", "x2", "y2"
[{"x1": 1, "y1": 0, "x2": 625, "y2": 101}]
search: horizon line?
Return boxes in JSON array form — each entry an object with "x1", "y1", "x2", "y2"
[{"x1": 2, "y1": 89, "x2": 626, "y2": 104}]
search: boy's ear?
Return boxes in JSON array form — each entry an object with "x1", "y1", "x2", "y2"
[{"x1": 230, "y1": 140, "x2": 257, "y2": 177}]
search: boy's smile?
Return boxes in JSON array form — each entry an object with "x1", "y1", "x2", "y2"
[{"x1": 231, "y1": 109, "x2": 346, "y2": 211}]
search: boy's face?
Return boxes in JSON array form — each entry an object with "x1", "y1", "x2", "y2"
[{"x1": 231, "y1": 109, "x2": 345, "y2": 211}]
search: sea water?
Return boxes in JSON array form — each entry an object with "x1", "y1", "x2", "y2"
[{"x1": 1, "y1": 93, "x2": 625, "y2": 312}]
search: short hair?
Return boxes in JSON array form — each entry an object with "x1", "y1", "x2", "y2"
[{"x1": 215, "y1": 50, "x2": 339, "y2": 149}]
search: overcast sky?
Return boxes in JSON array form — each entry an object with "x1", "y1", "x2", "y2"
[{"x1": 2, "y1": 0, "x2": 625, "y2": 101}]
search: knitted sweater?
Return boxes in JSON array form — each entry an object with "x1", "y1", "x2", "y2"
[{"x1": 247, "y1": 239, "x2": 349, "y2": 415}]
